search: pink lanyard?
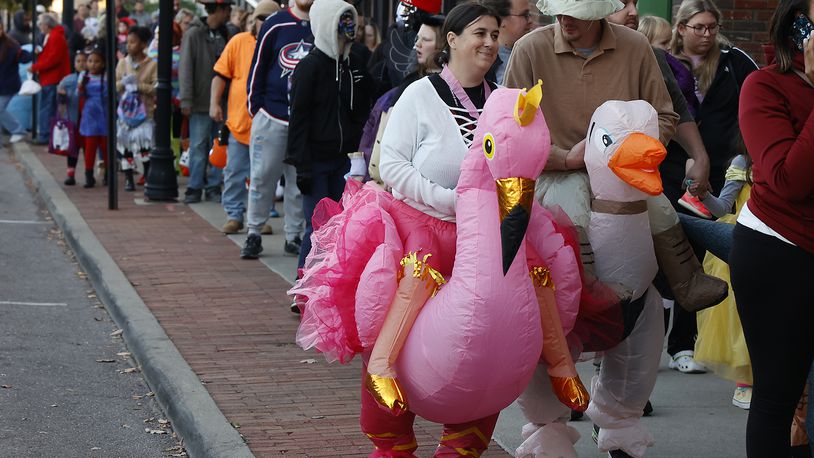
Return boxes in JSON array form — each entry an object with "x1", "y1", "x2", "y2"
[{"x1": 440, "y1": 65, "x2": 492, "y2": 120}]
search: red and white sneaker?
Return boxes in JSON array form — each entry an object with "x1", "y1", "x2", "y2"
[{"x1": 678, "y1": 191, "x2": 713, "y2": 219}]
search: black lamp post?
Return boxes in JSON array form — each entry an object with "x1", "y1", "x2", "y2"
[
  {"x1": 105, "y1": 0, "x2": 118, "y2": 209},
  {"x1": 144, "y1": 0, "x2": 179, "y2": 201}
]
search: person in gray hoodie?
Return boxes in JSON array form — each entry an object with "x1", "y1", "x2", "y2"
[
  {"x1": 285, "y1": 0, "x2": 374, "y2": 275},
  {"x1": 178, "y1": 0, "x2": 231, "y2": 204}
]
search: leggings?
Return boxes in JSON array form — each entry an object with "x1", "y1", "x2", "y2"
[
  {"x1": 730, "y1": 223, "x2": 814, "y2": 456},
  {"x1": 84, "y1": 136, "x2": 108, "y2": 171}
]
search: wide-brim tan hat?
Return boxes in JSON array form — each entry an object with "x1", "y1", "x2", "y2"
[{"x1": 536, "y1": 0, "x2": 624, "y2": 20}]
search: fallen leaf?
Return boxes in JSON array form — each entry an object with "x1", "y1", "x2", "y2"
[
  {"x1": 117, "y1": 352, "x2": 131, "y2": 357},
  {"x1": 158, "y1": 419, "x2": 169, "y2": 426},
  {"x1": 230, "y1": 422, "x2": 240, "y2": 429},
  {"x1": 50, "y1": 404, "x2": 58, "y2": 408},
  {"x1": 131, "y1": 395, "x2": 143, "y2": 400},
  {"x1": 145, "y1": 391, "x2": 155, "y2": 397},
  {"x1": 311, "y1": 415, "x2": 325, "y2": 419},
  {"x1": 1, "y1": 385, "x2": 11, "y2": 389},
  {"x1": 110, "y1": 329, "x2": 123, "y2": 337},
  {"x1": 299, "y1": 359, "x2": 317, "y2": 364},
  {"x1": 144, "y1": 428, "x2": 167, "y2": 435},
  {"x1": 90, "y1": 447, "x2": 101, "y2": 451},
  {"x1": 143, "y1": 417, "x2": 155, "y2": 423},
  {"x1": 119, "y1": 367, "x2": 139, "y2": 374},
  {"x1": 96, "y1": 359, "x2": 115, "y2": 363}
]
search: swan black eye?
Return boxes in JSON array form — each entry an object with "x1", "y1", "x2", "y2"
[{"x1": 602, "y1": 134, "x2": 612, "y2": 147}]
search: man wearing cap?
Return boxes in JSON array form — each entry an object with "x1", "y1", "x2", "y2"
[
  {"x1": 210, "y1": 0, "x2": 280, "y2": 235},
  {"x1": 179, "y1": 0, "x2": 232, "y2": 204},
  {"x1": 240, "y1": 0, "x2": 312, "y2": 264},
  {"x1": 503, "y1": 1, "x2": 681, "y2": 456}
]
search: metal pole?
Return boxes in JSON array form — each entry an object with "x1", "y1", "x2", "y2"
[
  {"x1": 144, "y1": 0, "x2": 179, "y2": 201},
  {"x1": 62, "y1": 0, "x2": 74, "y2": 39},
  {"x1": 106, "y1": 0, "x2": 118, "y2": 210},
  {"x1": 31, "y1": 0, "x2": 38, "y2": 140}
]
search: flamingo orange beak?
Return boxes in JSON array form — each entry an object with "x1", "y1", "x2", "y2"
[
  {"x1": 496, "y1": 177, "x2": 535, "y2": 275},
  {"x1": 608, "y1": 132, "x2": 667, "y2": 196}
]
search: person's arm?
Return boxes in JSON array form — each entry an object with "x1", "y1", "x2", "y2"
[
  {"x1": 739, "y1": 71, "x2": 814, "y2": 201},
  {"x1": 639, "y1": 43, "x2": 679, "y2": 145},
  {"x1": 178, "y1": 31, "x2": 195, "y2": 115},
  {"x1": 115, "y1": 59, "x2": 126, "y2": 93},
  {"x1": 17, "y1": 47, "x2": 33, "y2": 64},
  {"x1": 137, "y1": 60, "x2": 157, "y2": 96},
  {"x1": 379, "y1": 86, "x2": 456, "y2": 217},
  {"x1": 285, "y1": 57, "x2": 316, "y2": 191},
  {"x1": 246, "y1": 21, "x2": 273, "y2": 118},
  {"x1": 209, "y1": 75, "x2": 227, "y2": 123},
  {"x1": 29, "y1": 39, "x2": 58, "y2": 73},
  {"x1": 700, "y1": 179, "x2": 745, "y2": 218},
  {"x1": 673, "y1": 122, "x2": 710, "y2": 194}
]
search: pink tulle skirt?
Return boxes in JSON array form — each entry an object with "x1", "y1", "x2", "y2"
[{"x1": 291, "y1": 180, "x2": 456, "y2": 364}]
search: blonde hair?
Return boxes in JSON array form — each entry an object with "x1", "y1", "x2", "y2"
[
  {"x1": 638, "y1": 15, "x2": 671, "y2": 45},
  {"x1": 670, "y1": 0, "x2": 731, "y2": 96}
]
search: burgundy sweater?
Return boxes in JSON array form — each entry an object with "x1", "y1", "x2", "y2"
[{"x1": 739, "y1": 48, "x2": 814, "y2": 254}]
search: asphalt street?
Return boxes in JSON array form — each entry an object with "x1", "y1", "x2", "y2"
[{"x1": 0, "y1": 149, "x2": 182, "y2": 457}]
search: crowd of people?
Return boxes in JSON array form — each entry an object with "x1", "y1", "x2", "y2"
[{"x1": 1, "y1": 0, "x2": 812, "y2": 456}]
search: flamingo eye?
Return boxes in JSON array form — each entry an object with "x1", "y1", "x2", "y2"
[
  {"x1": 483, "y1": 133, "x2": 496, "y2": 160},
  {"x1": 592, "y1": 127, "x2": 615, "y2": 151}
]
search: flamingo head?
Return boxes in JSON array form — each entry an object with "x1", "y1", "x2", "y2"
[
  {"x1": 585, "y1": 100, "x2": 667, "y2": 202},
  {"x1": 472, "y1": 82, "x2": 551, "y2": 274}
]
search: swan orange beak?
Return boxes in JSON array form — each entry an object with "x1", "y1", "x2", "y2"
[
  {"x1": 497, "y1": 177, "x2": 535, "y2": 275},
  {"x1": 608, "y1": 132, "x2": 667, "y2": 196}
]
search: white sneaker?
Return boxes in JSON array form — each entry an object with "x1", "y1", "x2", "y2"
[
  {"x1": 668, "y1": 350, "x2": 707, "y2": 373},
  {"x1": 9, "y1": 134, "x2": 25, "y2": 143},
  {"x1": 732, "y1": 386, "x2": 752, "y2": 409}
]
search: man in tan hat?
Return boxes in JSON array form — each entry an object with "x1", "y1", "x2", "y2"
[
  {"x1": 504, "y1": 1, "x2": 724, "y2": 457},
  {"x1": 210, "y1": 0, "x2": 280, "y2": 234}
]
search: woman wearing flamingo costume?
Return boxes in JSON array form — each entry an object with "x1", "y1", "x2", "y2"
[{"x1": 290, "y1": 5, "x2": 588, "y2": 455}]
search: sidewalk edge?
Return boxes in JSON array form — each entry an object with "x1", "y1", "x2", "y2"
[{"x1": 12, "y1": 144, "x2": 254, "y2": 458}]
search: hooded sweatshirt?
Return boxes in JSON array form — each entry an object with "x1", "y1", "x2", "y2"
[
  {"x1": 10, "y1": 11, "x2": 31, "y2": 46},
  {"x1": 285, "y1": 0, "x2": 374, "y2": 169},
  {"x1": 29, "y1": 25, "x2": 71, "y2": 86}
]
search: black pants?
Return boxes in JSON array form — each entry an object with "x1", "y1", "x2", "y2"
[{"x1": 730, "y1": 224, "x2": 814, "y2": 456}]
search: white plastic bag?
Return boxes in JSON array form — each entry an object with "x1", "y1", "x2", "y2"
[{"x1": 19, "y1": 74, "x2": 41, "y2": 96}]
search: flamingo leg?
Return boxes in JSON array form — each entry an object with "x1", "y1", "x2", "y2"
[
  {"x1": 366, "y1": 252, "x2": 445, "y2": 415},
  {"x1": 530, "y1": 266, "x2": 590, "y2": 412}
]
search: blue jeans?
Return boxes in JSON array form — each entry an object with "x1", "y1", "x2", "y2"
[
  {"x1": 222, "y1": 136, "x2": 276, "y2": 222},
  {"x1": 298, "y1": 157, "x2": 350, "y2": 269},
  {"x1": 0, "y1": 95, "x2": 26, "y2": 136},
  {"x1": 187, "y1": 113, "x2": 222, "y2": 191},
  {"x1": 677, "y1": 212, "x2": 734, "y2": 264},
  {"x1": 36, "y1": 84, "x2": 57, "y2": 142},
  {"x1": 222, "y1": 137, "x2": 250, "y2": 221}
]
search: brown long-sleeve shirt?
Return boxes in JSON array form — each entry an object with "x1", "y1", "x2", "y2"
[{"x1": 504, "y1": 20, "x2": 678, "y2": 153}]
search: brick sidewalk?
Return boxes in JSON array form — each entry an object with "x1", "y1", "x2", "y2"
[{"x1": 28, "y1": 146, "x2": 510, "y2": 457}]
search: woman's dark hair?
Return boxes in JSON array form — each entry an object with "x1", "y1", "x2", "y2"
[
  {"x1": 769, "y1": 0, "x2": 809, "y2": 73},
  {"x1": 0, "y1": 27, "x2": 20, "y2": 63},
  {"x1": 434, "y1": 2, "x2": 501, "y2": 67},
  {"x1": 128, "y1": 25, "x2": 153, "y2": 44}
]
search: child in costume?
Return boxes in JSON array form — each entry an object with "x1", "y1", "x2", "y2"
[
  {"x1": 116, "y1": 26, "x2": 157, "y2": 191},
  {"x1": 680, "y1": 152, "x2": 753, "y2": 408},
  {"x1": 57, "y1": 51, "x2": 87, "y2": 186},
  {"x1": 77, "y1": 46, "x2": 108, "y2": 188}
]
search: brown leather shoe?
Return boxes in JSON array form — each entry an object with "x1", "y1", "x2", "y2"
[
  {"x1": 222, "y1": 220, "x2": 244, "y2": 234},
  {"x1": 261, "y1": 224, "x2": 274, "y2": 235}
]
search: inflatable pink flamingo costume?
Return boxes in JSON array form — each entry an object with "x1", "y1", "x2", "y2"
[{"x1": 292, "y1": 83, "x2": 588, "y2": 456}]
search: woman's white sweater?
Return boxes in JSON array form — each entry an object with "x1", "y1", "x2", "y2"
[{"x1": 379, "y1": 77, "x2": 475, "y2": 222}]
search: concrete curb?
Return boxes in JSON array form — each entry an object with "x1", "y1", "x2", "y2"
[{"x1": 12, "y1": 143, "x2": 254, "y2": 458}]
